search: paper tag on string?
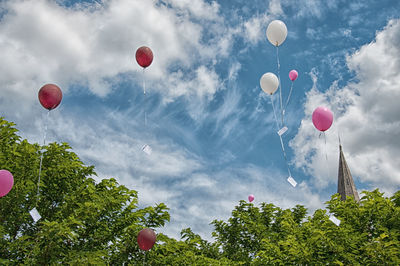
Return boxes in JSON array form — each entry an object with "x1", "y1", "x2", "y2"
[
  {"x1": 277, "y1": 126, "x2": 288, "y2": 136},
  {"x1": 287, "y1": 176, "x2": 297, "y2": 187},
  {"x1": 29, "y1": 208, "x2": 41, "y2": 222},
  {"x1": 142, "y1": 144, "x2": 152, "y2": 155},
  {"x1": 329, "y1": 215, "x2": 341, "y2": 226}
]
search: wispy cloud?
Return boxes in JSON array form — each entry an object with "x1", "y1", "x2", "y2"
[{"x1": 27, "y1": 106, "x2": 325, "y2": 241}]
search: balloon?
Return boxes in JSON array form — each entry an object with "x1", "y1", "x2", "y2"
[
  {"x1": 312, "y1": 106, "x2": 333, "y2": 132},
  {"x1": 136, "y1": 46, "x2": 153, "y2": 68},
  {"x1": 137, "y1": 228, "x2": 156, "y2": 251},
  {"x1": 289, "y1": 70, "x2": 298, "y2": 81},
  {"x1": 266, "y1": 20, "x2": 287, "y2": 46},
  {"x1": 260, "y1": 72, "x2": 279, "y2": 95},
  {"x1": 38, "y1": 84, "x2": 62, "y2": 110},
  {"x1": 0, "y1": 170, "x2": 14, "y2": 197},
  {"x1": 248, "y1": 194, "x2": 254, "y2": 202}
]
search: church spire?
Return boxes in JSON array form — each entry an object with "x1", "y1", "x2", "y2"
[{"x1": 337, "y1": 144, "x2": 360, "y2": 202}]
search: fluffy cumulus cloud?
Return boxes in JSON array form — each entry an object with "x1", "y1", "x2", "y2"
[
  {"x1": 0, "y1": 0, "x2": 227, "y2": 120},
  {"x1": 291, "y1": 19, "x2": 400, "y2": 193}
]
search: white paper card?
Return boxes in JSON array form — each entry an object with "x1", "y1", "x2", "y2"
[
  {"x1": 277, "y1": 126, "x2": 288, "y2": 136},
  {"x1": 329, "y1": 215, "x2": 341, "y2": 226},
  {"x1": 287, "y1": 176, "x2": 297, "y2": 187},
  {"x1": 142, "y1": 144, "x2": 152, "y2": 155},
  {"x1": 29, "y1": 208, "x2": 41, "y2": 222}
]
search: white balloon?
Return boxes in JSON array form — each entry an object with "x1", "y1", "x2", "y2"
[
  {"x1": 266, "y1": 20, "x2": 287, "y2": 46},
  {"x1": 260, "y1": 72, "x2": 279, "y2": 95}
]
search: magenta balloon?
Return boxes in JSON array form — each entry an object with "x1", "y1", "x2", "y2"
[
  {"x1": 248, "y1": 194, "x2": 255, "y2": 202},
  {"x1": 289, "y1": 70, "x2": 298, "y2": 81},
  {"x1": 312, "y1": 106, "x2": 333, "y2": 132},
  {"x1": 0, "y1": 170, "x2": 14, "y2": 197}
]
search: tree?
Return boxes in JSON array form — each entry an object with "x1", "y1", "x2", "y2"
[
  {"x1": 0, "y1": 118, "x2": 169, "y2": 264},
  {"x1": 212, "y1": 193, "x2": 400, "y2": 265}
]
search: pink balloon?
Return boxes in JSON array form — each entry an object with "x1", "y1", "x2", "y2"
[
  {"x1": 0, "y1": 170, "x2": 14, "y2": 197},
  {"x1": 289, "y1": 70, "x2": 298, "y2": 81},
  {"x1": 248, "y1": 194, "x2": 254, "y2": 202},
  {"x1": 312, "y1": 106, "x2": 333, "y2": 132}
]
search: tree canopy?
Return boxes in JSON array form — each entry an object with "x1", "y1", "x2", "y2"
[
  {"x1": 0, "y1": 118, "x2": 170, "y2": 264},
  {"x1": 1, "y1": 117, "x2": 400, "y2": 265}
]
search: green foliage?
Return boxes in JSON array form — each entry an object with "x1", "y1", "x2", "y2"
[
  {"x1": 0, "y1": 118, "x2": 170, "y2": 264},
  {"x1": 1, "y1": 117, "x2": 400, "y2": 265},
  {"x1": 145, "y1": 231, "x2": 235, "y2": 265},
  {"x1": 211, "y1": 192, "x2": 400, "y2": 265}
]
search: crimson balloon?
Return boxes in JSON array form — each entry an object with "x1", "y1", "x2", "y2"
[
  {"x1": 38, "y1": 84, "x2": 62, "y2": 110},
  {"x1": 135, "y1": 46, "x2": 153, "y2": 68},
  {"x1": 137, "y1": 228, "x2": 156, "y2": 251}
]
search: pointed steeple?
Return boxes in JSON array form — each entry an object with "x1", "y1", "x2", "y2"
[{"x1": 337, "y1": 145, "x2": 360, "y2": 202}]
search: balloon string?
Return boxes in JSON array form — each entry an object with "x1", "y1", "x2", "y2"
[
  {"x1": 143, "y1": 251, "x2": 146, "y2": 266},
  {"x1": 142, "y1": 68, "x2": 147, "y2": 128},
  {"x1": 283, "y1": 81, "x2": 294, "y2": 118},
  {"x1": 36, "y1": 110, "x2": 50, "y2": 205},
  {"x1": 276, "y1": 46, "x2": 284, "y2": 128},
  {"x1": 271, "y1": 96, "x2": 292, "y2": 177},
  {"x1": 323, "y1": 132, "x2": 330, "y2": 178},
  {"x1": 142, "y1": 68, "x2": 146, "y2": 95},
  {"x1": 270, "y1": 95, "x2": 280, "y2": 131},
  {"x1": 324, "y1": 132, "x2": 328, "y2": 162},
  {"x1": 279, "y1": 133, "x2": 292, "y2": 177}
]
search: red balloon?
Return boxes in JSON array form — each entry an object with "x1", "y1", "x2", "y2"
[
  {"x1": 38, "y1": 84, "x2": 62, "y2": 110},
  {"x1": 137, "y1": 228, "x2": 156, "y2": 251},
  {"x1": 135, "y1": 46, "x2": 153, "y2": 68}
]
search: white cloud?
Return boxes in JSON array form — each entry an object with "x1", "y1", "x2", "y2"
[
  {"x1": 291, "y1": 19, "x2": 400, "y2": 193},
  {"x1": 0, "y1": 0, "x2": 229, "y2": 117},
  {"x1": 242, "y1": 1, "x2": 287, "y2": 47},
  {"x1": 269, "y1": 0, "x2": 283, "y2": 16},
  {"x1": 243, "y1": 14, "x2": 269, "y2": 45},
  {"x1": 211, "y1": 85, "x2": 243, "y2": 139}
]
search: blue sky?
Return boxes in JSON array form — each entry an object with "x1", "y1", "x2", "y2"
[{"x1": 0, "y1": 0, "x2": 399, "y2": 240}]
